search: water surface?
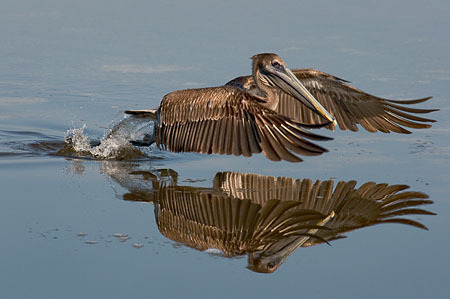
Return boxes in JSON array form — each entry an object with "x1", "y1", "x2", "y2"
[{"x1": 1, "y1": 1, "x2": 449, "y2": 298}]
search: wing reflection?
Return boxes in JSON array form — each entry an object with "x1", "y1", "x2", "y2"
[{"x1": 100, "y1": 162, "x2": 435, "y2": 273}]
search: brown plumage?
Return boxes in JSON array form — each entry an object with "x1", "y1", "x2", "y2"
[
  {"x1": 109, "y1": 166, "x2": 435, "y2": 273},
  {"x1": 215, "y1": 172, "x2": 435, "y2": 238},
  {"x1": 156, "y1": 172, "x2": 434, "y2": 273},
  {"x1": 125, "y1": 53, "x2": 438, "y2": 162},
  {"x1": 126, "y1": 53, "x2": 336, "y2": 162},
  {"x1": 156, "y1": 86, "x2": 330, "y2": 162},
  {"x1": 226, "y1": 68, "x2": 438, "y2": 133}
]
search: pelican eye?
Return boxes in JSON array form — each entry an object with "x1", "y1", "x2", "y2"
[{"x1": 271, "y1": 61, "x2": 283, "y2": 70}]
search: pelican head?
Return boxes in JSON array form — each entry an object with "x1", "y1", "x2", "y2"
[
  {"x1": 251, "y1": 53, "x2": 336, "y2": 126},
  {"x1": 247, "y1": 251, "x2": 285, "y2": 273},
  {"x1": 246, "y1": 235, "x2": 304, "y2": 273}
]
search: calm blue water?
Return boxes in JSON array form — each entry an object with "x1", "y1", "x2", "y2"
[{"x1": 1, "y1": 0, "x2": 449, "y2": 298}]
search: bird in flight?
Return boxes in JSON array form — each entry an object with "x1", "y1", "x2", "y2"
[{"x1": 125, "y1": 53, "x2": 437, "y2": 162}]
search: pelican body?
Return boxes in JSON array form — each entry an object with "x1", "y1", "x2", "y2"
[{"x1": 126, "y1": 53, "x2": 437, "y2": 162}]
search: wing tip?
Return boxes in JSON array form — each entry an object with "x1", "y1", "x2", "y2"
[{"x1": 385, "y1": 96, "x2": 433, "y2": 105}]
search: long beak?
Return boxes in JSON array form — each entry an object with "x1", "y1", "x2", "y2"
[
  {"x1": 248, "y1": 211, "x2": 335, "y2": 273},
  {"x1": 263, "y1": 66, "x2": 337, "y2": 127},
  {"x1": 274, "y1": 210, "x2": 335, "y2": 260}
]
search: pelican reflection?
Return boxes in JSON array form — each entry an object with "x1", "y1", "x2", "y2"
[{"x1": 100, "y1": 162, "x2": 435, "y2": 273}]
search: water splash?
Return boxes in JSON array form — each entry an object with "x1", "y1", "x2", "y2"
[
  {"x1": 66, "y1": 124, "x2": 91, "y2": 153},
  {"x1": 58, "y1": 117, "x2": 155, "y2": 160}
]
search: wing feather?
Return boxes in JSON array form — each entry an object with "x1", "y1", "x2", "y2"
[
  {"x1": 199, "y1": 120, "x2": 212, "y2": 153},
  {"x1": 231, "y1": 115, "x2": 241, "y2": 156},
  {"x1": 226, "y1": 69, "x2": 437, "y2": 133},
  {"x1": 293, "y1": 69, "x2": 437, "y2": 133},
  {"x1": 193, "y1": 120, "x2": 205, "y2": 152},
  {"x1": 156, "y1": 86, "x2": 331, "y2": 162},
  {"x1": 238, "y1": 113, "x2": 251, "y2": 157},
  {"x1": 384, "y1": 106, "x2": 436, "y2": 122},
  {"x1": 215, "y1": 117, "x2": 226, "y2": 154},
  {"x1": 255, "y1": 122, "x2": 281, "y2": 161},
  {"x1": 385, "y1": 112, "x2": 432, "y2": 129},
  {"x1": 205, "y1": 120, "x2": 216, "y2": 154},
  {"x1": 225, "y1": 117, "x2": 234, "y2": 155},
  {"x1": 259, "y1": 116, "x2": 302, "y2": 162},
  {"x1": 244, "y1": 110, "x2": 261, "y2": 154},
  {"x1": 214, "y1": 172, "x2": 435, "y2": 246}
]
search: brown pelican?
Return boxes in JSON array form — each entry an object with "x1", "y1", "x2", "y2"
[
  {"x1": 125, "y1": 53, "x2": 337, "y2": 163},
  {"x1": 126, "y1": 53, "x2": 437, "y2": 162}
]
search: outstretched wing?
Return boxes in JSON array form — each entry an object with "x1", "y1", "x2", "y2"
[
  {"x1": 156, "y1": 86, "x2": 332, "y2": 162},
  {"x1": 213, "y1": 172, "x2": 435, "y2": 244},
  {"x1": 225, "y1": 69, "x2": 438, "y2": 133},
  {"x1": 154, "y1": 185, "x2": 328, "y2": 257},
  {"x1": 299, "y1": 181, "x2": 435, "y2": 245}
]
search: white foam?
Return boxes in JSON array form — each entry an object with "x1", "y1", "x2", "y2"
[{"x1": 64, "y1": 116, "x2": 154, "y2": 160}]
